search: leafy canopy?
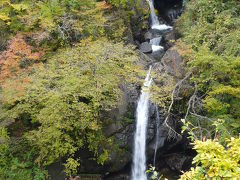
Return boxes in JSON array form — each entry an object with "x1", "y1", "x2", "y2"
[
  {"x1": 1, "y1": 38, "x2": 142, "y2": 175},
  {"x1": 177, "y1": 0, "x2": 240, "y2": 140}
]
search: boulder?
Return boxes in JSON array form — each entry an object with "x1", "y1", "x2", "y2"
[
  {"x1": 144, "y1": 31, "x2": 163, "y2": 41},
  {"x1": 139, "y1": 42, "x2": 152, "y2": 53},
  {"x1": 137, "y1": 49, "x2": 157, "y2": 66},
  {"x1": 151, "y1": 49, "x2": 165, "y2": 61}
]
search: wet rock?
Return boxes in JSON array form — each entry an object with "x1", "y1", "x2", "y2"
[
  {"x1": 144, "y1": 31, "x2": 163, "y2": 41},
  {"x1": 139, "y1": 42, "x2": 152, "y2": 53},
  {"x1": 144, "y1": 31, "x2": 153, "y2": 41},
  {"x1": 154, "y1": 0, "x2": 183, "y2": 24},
  {"x1": 166, "y1": 7, "x2": 183, "y2": 22},
  {"x1": 147, "y1": 115, "x2": 173, "y2": 157}
]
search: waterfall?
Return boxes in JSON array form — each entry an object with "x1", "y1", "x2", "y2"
[
  {"x1": 153, "y1": 105, "x2": 160, "y2": 166},
  {"x1": 147, "y1": 0, "x2": 172, "y2": 31},
  {"x1": 132, "y1": 67, "x2": 152, "y2": 180}
]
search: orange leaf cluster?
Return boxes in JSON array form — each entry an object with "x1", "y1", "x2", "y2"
[{"x1": 0, "y1": 33, "x2": 44, "y2": 93}]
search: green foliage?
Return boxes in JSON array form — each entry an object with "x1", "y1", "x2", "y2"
[
  {"x1": 177, "y1": 0, "x2": 240, "y2": 56},
  {"x1": 177, "y1": 0, "x2": 240, "y2": 140},
  {"x1": 189, "y1": 48, "x2": 240, "y2": 138},
  {"x1": 0, "y1": 0, "x2": 144, "y2": 177},
  {"x1": 1, "y1": 38, "x2": 142, "y2": 174},
  {"x1": 64, "y1": 157, "x2": 80, "y2": 177},
  {"x1": 108, "y1": 0, "x2": 135, "y2": 8},
  {"x1": 0, "y1": 127, "x2": 47, "y2": 180},
  {"x1": 178, "y1": 2, "x2": 240, "y2": 177},
  {"x1": 180, "y1": 138, "x2": 240, "y2": 179},
  {"x1": 181, "y1": 119, "x2": 196, "y2": 142},
  {"x1": 0, "y1": 0, "x2": 104, "y2": 48}
]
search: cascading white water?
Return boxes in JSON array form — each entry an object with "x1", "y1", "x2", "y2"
[
  {"x1": 153, "y1": 105, "x2": 160, "y2": 166},
  {"x1": 148, "y1": 0, "x2": 160, "y2": 27},
  {"x1": 147, "y1": 0, "x2": 172, "y2": 31},
  {"x1": 150, "y1": 37, "x2": 163, "y2": 52},
  {"x1": 132, "y1": 67, "x2": 152, "y2": 180},
  {"x1": 147, "y1": 0, "x2": 172, "y2": 52}
]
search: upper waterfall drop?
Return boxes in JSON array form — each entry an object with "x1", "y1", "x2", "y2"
[
  {"x1": 147, "y1": 0, "x2": 172, "y2": 31},
  {"x1": 131, "y1": 67, "x2": 152, "y2": 180}
]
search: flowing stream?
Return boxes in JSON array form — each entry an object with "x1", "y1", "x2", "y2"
[
  {"x1": 131, "y1": 67, "x2": 152, "y2": 180},
  {"x1": 131, "y1": 1, "x2": 176, "y2": 179}
]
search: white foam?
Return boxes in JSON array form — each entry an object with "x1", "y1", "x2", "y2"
[
  {"x1": 152, "y1": 45, "x2": 164, "y2": 52},
  {"x1": 152, "y1": 24, "x2": 173, "y2": 31}
]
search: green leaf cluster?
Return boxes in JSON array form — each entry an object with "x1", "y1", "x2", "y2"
[
  {"x1": 0, "y1": 0, "x2": 103, "y2": 48},
  {"x1": 177, "y1": 0, "x2": 240, "y2": 56},
  {"x1": 180, "y1": 138, "x2": 240, "y2": 179}
]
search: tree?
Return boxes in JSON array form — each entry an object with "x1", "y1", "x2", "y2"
[{"x1": 1, "y1": 38, "x2": 143, "y2": 175}]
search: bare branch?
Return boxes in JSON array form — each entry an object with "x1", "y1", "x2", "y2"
[{"x1": 163, "y1": 72, "x2": 192, "y2": 140}]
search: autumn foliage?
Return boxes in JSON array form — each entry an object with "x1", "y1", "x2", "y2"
[{"x1": 0, "y1": 33, "x2": 44, "y2": 95}]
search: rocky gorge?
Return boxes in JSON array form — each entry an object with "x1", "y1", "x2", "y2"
[
  {"x1": 1, "y1": 0, "x2": 239, "y2": 179},
  {"x1": 46, "y1": 0, "x2": 195, "y2": 179}
]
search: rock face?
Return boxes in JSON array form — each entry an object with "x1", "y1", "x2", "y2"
[
  {"x1": 74, "y1": 83, "x2": 140, "y2": 174},
  {"x1": 164, "y1": 153, "x2": 193, "y2": 172},
  {"x1": 161, "y1": 47, "x2": 185, "y2": 78}
]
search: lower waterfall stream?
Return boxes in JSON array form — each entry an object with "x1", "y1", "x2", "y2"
[{"x1": 131, "y1": 67, "x2": 152, "y2": 180}]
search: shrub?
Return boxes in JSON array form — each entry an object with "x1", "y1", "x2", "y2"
[{"x1": 180, "y1": 138, "x2": 240, "y2": 179}]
